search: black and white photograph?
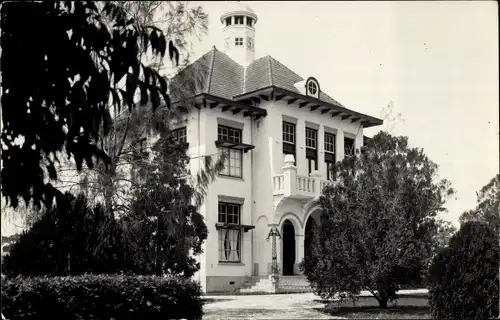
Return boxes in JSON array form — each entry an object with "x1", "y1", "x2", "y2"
[{"x1": 1, "y1": 1, "x2": 498, "y2": 319}]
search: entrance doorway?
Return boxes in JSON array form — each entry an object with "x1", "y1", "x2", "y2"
[{"x1": 282, "y1": 220, "x2": 296, "y2": 276}]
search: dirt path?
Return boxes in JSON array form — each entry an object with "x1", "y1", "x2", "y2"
[{"x1": 203, "y1": 293, "x2": 342, "y2": 319}]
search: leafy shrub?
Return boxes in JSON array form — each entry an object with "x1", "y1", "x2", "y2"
[
  {"x1": 3, "y1": 192, "x2": 135, "y2": 277},
  {"x1": 428, "y1": 221, "x2": 499, "y2": 320},
  {"x1": 1, "y1": 274, "x2": 203, "y2": 320}
]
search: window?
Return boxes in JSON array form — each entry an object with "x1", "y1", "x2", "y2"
[
  {"x1": 246, "y1": 17, "x2": 253, "y2": 26},
  {"x1": 235, "y1": 37, "x2": 243, "y2": 46},
  {"x1": 282, "y1": 121, "x2": 296, "y2": 164},
  {"x1": 305, "y1": 128, "x2": 317, "y2": 149},
  {"x1": 172, "y1": 127, "x2": 187, "y2": 143},
  {"x1": 324, "y1": 132, "x2": 335, "y2": 153},
  {"x1": 234, "y1": 15, "x2": 244, "y2": 24},
  {"x1": 325, "y1": 132, "x2": 336, "y2": 180},
  {"x1": 225, "y1": 17, "x2": 232, "y2": 26},
  {"x1": 344, "y1": 137, "x2": 355, "y2": 157},
  {"x1": 308, "y1": 81, "x2": 317, "y2": 95},
  {"x1": 282, "y1": 122, "x2": 295, "y2": 144},
  {"x1": 218, "y1": 125, "x2": 243, "y2": 178},
  {"x1": 305, "y1": 128, "x2": 318, "y2": 175},
  {"x1": 306, "y1": 78, "x2": 319, "y2": 97},
  {"x1": 218, "y1": 202, "x2": 242, "y2": 263}
]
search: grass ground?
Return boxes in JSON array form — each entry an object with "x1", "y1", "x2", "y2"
[{"x1": 318, "y1": 293, "x2": 431, "y2": 319}]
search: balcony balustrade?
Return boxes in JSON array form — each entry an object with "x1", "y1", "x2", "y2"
[{"x1": 273, "y1": 154, "x2": 330, "y2": 199}]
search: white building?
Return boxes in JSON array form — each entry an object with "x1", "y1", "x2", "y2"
[{"x1": 169, "y1": 3, "x2": 383, "y2": 293}]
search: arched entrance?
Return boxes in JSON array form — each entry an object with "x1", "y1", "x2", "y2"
[
  {"x1": 304, "y1": 209, "x2": 322, "y2": 260},
  {"x1": 304, "y1": 217, "x2": 317, "y2": 259},
  {"x1": 282, "y1": 219, "x2": 296, "y2": 275}
]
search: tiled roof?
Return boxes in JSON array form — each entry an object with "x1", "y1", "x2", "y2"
[{"x1": 169, "y1": 47, "x2": 345, "y2": 108}]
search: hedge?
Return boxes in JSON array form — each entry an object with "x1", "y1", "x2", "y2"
[{"x1": 1, "y1": 274, "x2": 203, "y2": 320}]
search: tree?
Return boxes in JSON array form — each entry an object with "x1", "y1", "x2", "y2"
[
  {"x1": 301, "y1": 131, "x2": 454, "y2": 308},
  {"x1": 428, "y1": 221, "x2": 499, "y2": 320},
  {"x1": 431, "y1": 218, "x2": 457, "y2": 255},
  {"x1": 123, "y1": 131, "x2": 220, "y2": 277},
  {"x1": 1, "y1": 1, "x2": 178, "y2": 209},
  {"x1": 3, "y1": 192, "x2": 133, "y2": 276},
  {"x1": 459, "y1": 174, "x2": 500, "y2": 232},
  {"x1": 52, "y1": 1, "x2": 219, "y2": 215}
]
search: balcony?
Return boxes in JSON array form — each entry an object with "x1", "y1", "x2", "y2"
[{"x1": 273, "y1": 155, "x2": 331, "y2": 199}]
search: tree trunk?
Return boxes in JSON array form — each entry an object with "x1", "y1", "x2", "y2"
[{"x1": 378, "y1": 297, "x2": 388, "y2": 309}]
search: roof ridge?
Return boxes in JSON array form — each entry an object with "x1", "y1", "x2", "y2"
[{"x1": 205, "y1": 48, "x2": 217, "y2": 94}]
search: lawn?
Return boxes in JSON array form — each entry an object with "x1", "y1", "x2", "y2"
[{"x1": 317, "y1": 293, "x2": 431, "y2": 319}]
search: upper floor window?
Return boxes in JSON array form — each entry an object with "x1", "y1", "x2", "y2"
[
  {"x1": 325, "y1": 132, "x2": 336, "y2": 180},
  {"x1": 234, "y1": 15, "x2": 244, "y2": 24},
  {"x1": 282, "y1": 122, "x2": 295, "y2": 144},
  {"x1": 218, "y1": 202, "x2": 242, "y2": 263},
  {"x1": 305, "y1": 128, "x2": 317, "y2": 149},
  {"x1": 225, "y1": 17, "x2": 232, "y2": 26},
  {"x1": 218, "y1": 125, "x2": 241, "y2": 142},
  {"x1": 246, "y1": 17, "x2": 254, "y2": 26},
  {"x1": 172, "y1": 127, "x2": 187, "y2": 143},
  {"x1": 324, "y1": 132, "x2": 336, "y2": 153},
  {"x1": 344, "y1": 137, "x2": 355, "y2": 157},
  {"x1": 305, "y1": 77, "x2": 320, "y2": 98},
  {"x1": 218, "y1": 125, "x2": 243, "y2": 178},
  {"x1": 235, "y1": 37, "x2": 243, "y2": 46}
]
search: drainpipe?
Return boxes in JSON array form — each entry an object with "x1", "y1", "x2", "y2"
[
  {"x1": 197, "y1": 107, "x2": 201, "y2": 286},
  {"x1": 250, "y1": 118, "x2": 254, "y2": 275}
]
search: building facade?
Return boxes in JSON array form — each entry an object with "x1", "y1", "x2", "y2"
[{"x1": 169, "y1": 3, "x2": 383, "y2": 293}]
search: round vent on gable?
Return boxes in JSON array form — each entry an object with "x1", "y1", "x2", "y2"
[{"x1": 305, "y1": 77, "x2": 320, "y2": 98}]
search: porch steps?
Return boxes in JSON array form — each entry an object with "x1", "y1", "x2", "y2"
[{"x1": 237, "y1": 275, "x2": 314, "y2": 294}]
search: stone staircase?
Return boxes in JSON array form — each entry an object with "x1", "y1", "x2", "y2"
[{"x1": 237, "y1": 275, "x2": 313, "y2": 294}]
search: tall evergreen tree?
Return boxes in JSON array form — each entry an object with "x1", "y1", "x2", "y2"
[{"x1": 301, "y1": 131, "x2": 454, "y2": 308}]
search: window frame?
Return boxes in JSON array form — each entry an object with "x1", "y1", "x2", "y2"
[
  {"x1": 282, "y1": 121, "x2": 296, "y2": 144},
  {"x1": 235, "y1": 37, "x2": 243, "y2": 46},
  {"x1": 172, "y1": 127, "x2": 187, "y2": 143},
  {"x1": 218, "y1": 202, "x2": 242, "y2": 263},
  {"x1": 218, "y1": 125, "x2": 243, "y2": 178},
  {"x1": 246, "y1": 17, "x2": 253, "y2": 26},
  {"x1": 305, "y1": 127, "x2": 318, "y2": 175},
  {"x1": 324, "y1": 132, "x2": 336, "y2": 180},
  {"x1": 282, "y1": 121, "x2": 296, "y2": 165},
  {"x1": 344, "y1": 137, "x2": 355, "y2": 157},
  {"x1": 324, "y1": 132, "x2": 336, "y2": 153},
  {"x1": 305, "y1": 127, "x2": 317, "y2": 150},
  {"x1": 225, "y1": 17, "x2": 232, "y2": 26}
]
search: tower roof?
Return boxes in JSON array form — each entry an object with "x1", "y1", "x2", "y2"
[{"x1": 220, "y1": 2, "x2": 257, "y2": 23}]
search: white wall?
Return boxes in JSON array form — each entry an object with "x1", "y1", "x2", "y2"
[{"x1": 187, "y1": 98, "x2": 366, "y2": 280}]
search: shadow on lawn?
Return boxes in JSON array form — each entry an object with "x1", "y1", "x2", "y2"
[{"x1": 314, "y1": 294, "x2": 431, "y2": 319}]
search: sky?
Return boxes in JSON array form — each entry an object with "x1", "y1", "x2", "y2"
[
  {"x1": 186, "y1": 1, "x2": 499, "y2": 226},
  {"x1": 1, "y1": 1, "x2": 498, "y2": 236}
]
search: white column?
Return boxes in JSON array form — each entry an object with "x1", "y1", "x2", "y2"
[
  {"x1": 336, "y1": 129, "x2": 344, "y2": 161},
  {"x1": 282, "y1": 154, "x2": 297, "y2": 197},
  {"x1": 295, "y1": 234, "x2": 305, "y2": 275}
]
